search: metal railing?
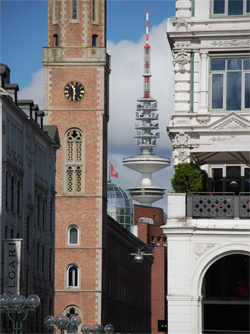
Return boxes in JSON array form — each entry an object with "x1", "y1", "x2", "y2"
[{"x1": 187, "y1": 192, "x2": 250, "y2": 219}]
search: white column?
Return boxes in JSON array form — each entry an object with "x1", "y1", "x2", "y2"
[{"x1": 198, "y1": 51, "x2": 208, "y2": 113}]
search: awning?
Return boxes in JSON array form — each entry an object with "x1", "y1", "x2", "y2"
[{"x1": 191, "y1": 136, "x2": 250, "y2": 166}]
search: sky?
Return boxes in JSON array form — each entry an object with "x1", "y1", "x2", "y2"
[{"x1": 0, "y1": 0, "x2": 176, "y2": 213}]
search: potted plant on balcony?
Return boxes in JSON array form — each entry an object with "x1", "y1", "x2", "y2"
[{"x1": 171, "y1": 162, "x2": 207, "y2": 195}]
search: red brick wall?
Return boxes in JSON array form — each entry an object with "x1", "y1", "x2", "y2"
[
  {"x1": 134, "y1": 204, "x2": 164, "y2": 226},
  {"x1": 136, "y1": 205, "x2": 168, "y2": 333}
]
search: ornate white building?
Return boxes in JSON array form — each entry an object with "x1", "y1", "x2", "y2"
[
  {"x1": 163, "y1": 1, "x2": 250, "y2": 333},
  {"x1": 0, "y1": 64, "x2": 60, "y2": 333}
]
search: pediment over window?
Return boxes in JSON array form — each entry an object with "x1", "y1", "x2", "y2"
[{"x1": 208, "y1": 112, "x2": 250, "y2": 130}]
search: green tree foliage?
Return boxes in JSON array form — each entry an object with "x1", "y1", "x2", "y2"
[{"x1": 171, "y1": 162, "x2": 208, "y2": 194}]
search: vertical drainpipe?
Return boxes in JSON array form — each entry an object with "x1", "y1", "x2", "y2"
[{"x1": 190, "y1": 52, "x2": 194, "y2": 162}]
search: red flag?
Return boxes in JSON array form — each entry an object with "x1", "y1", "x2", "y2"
[{"x1": 111, "y1": 163, "x2": 118, "y2": 178}]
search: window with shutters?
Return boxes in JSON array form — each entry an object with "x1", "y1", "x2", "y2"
[{"x1": 64, "y1": 128, "x2": 85, "y2": 194}]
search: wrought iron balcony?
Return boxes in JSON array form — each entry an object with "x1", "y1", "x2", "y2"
[{"x1": 187, "y1": 193, "x2": 250, "y2": 219}]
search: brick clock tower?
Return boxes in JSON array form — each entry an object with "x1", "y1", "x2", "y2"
[{"x1": 43, "y1": 0, "x2": 110, "y2": 330}]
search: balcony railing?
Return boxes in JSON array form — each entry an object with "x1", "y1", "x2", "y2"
[{"x1": 187, "y1": 193, "x2": 250, "y2": 219}]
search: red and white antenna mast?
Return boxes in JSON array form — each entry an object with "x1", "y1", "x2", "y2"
[{"x1": 143, "y1": 9, "x2": 151, "y2": 98}]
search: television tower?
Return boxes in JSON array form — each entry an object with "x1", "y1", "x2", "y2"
[{"x1": 123, "y1": 9, "x2": 170, "y2": 206}]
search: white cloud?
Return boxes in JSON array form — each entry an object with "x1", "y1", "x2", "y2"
[
  {"x1": 18, "y1": 18, "x2": 174, "y2": 213},
  {"x1": 108, "y1": 18, "x2": 174, "y2": 213},
  {"x1": 19, "y1": 68, "x2": 44, "y2": 110}
]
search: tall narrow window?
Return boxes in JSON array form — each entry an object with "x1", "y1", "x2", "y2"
[
  {"x1": 68, "y1": 226, "x2": 79, "y2": 245},
  {"x1": 68, "y1": 265, "x2": 78, "y2": 287},
  {"x1": 37, "y1": 243, "x2": 40, "y2": 272},
  {"x1": 5, "y1": 172, "x2": 9, "y2": 208},
  {"x1": 42, "y1": 245, "x2": 45, "y2": 273},
  {"x1": 37, "y1": 195, "x2": 40, "y2": 225},
  {"x1": 93, "y1": 0, "x2": 96, "y2": 20},
  {"x1": 65, "y1": 128, "x2": 85, "y2": 194},
  {"x1": 53, "y1": 34, "x2": 58, "y2": 47},
  {"x1": 11, "y1": 176, "x2": 14, "y2": 211},
  {"x1": 27, "y1": 217, "x2": 30, "y2": 250},
  {"x1": 72, "y1": 0, "x2": 77, "y2": 20},
  {"x1": 92, "y1": 34, "x2": 98, "y2": 47},
  {"x1": 17, "y1": 181, "x2": 21, "y2": 215},
  {"x1": 54, "y1": 0, "x2": 58, "y2": 21}
]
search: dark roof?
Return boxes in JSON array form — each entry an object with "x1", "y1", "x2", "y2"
[{"x1": 43, "y1": 125, "x2": 60, "y2": 147}]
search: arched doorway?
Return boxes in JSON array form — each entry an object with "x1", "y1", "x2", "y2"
[{"x1": 202, "y1": 254, "x2": 249, "y2": 333}]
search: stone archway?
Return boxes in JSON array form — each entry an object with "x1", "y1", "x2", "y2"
[{"x1": 201, "y1": 253, "x2": 249, "y2": 333}]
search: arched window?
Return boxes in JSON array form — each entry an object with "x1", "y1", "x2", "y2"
[
  {"x1": 68, "y1": 226, "x2": 79, "y2": 245},
  {"x1": 64, "y1": 128, "x2": 85, "y2": 194},
  {"x1": 67, "y1": 265, "x2": 79, "y2": 287},
  {"x1": 92, "y1": 34, "x2": 98, "y2": 47}
]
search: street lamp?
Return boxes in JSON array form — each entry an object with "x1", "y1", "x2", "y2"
[
  {"x1": 81, "y1": 323, "x2": 114, "y2": 334},
  {"x1": 0, "y1": 293, "x2": 40, "y2": 334},
  {"x1": 44, "y1": 314, "x2": 81, "y2": 333},
  {"x1": 130, "y1": 243, "x2": 154, "y2": 263},
  {"x1": 44, "y1": 316, "x2": 114, "y2": 334}
]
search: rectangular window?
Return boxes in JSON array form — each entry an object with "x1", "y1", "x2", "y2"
[
  {"x1": 17, "y1": 181, "x2": 21, "y2": 215},
  {"x1": 37, "y1": 243, "x2": 40, "y2": 272},
  {"x1": 27, "y1": 217, "x2": 30, "y2": 250},
  {"x1": 72, "y1": 0, "x2": 77, "y2": 20},
  {"x1": 37, "y1": 195, "x2": 40, "y2": 225},
  {"x1": 54, "y1": 0, "x2": 58, "y2": 21},
  {"x1": 11, "y1": 176, "x2": 14, "y2": 211},
  {"x1": 210, "y1": 57, "x2": 250, "y2": 111},
  {"x1": 5, "y1": 172, "x2": 9, "y2": 208},
  {"x1": 213, "y1": 0, "x2": 249, "y2": 15},
  {"x1": 50, "y1": 201, "x2": 53, "y2": 232},
  {"x1": 42, "y1": 245, "x2": 44, "y2": 273},
  {"x1": 5, "y1": 226, "x2": 8, "y2": 239}
]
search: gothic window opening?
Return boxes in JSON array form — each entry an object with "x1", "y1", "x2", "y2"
[{"x1": 65, "y1": 128, "x2": 85, "y2": 194}]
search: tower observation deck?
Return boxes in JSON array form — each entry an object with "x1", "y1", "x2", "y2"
[{"x1": 123, "y1": 10, "x2": 170, "y2": 206}]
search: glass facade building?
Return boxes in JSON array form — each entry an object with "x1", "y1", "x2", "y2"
[{"x1": 107, "y1": 182, "x2": 134, "y2": 230}]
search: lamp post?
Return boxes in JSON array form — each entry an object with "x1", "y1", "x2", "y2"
[
  {"x1": 44, "y1": 316, "x2": 114, "y2": 334},
  {"x1": 130, "y1": 243, "x2": 154, "y2": 263},
  {"x1": 0, "y1": 293, "x2": 40, "y2": 334}
]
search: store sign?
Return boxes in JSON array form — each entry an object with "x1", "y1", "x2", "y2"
[{"x1": 3, "y1": 239, "x2": 22, "y2": 295}]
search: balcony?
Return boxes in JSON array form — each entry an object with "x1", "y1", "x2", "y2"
[
  {"x1": 187, "y1": 193, "x2": 250, "y2": 219},
  {"x1": 167, "y1": 193, "x2": 250, "y2": 222}
]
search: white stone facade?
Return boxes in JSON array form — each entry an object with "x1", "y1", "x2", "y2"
[
  {"x1": 0, "y1": 65, "x2": 59, "y2": 333},
  {"x1": 167, "y1": 0, "x2": 250, "y2": 165},
  {"x1": 165, "y1": 1, "x2": 250, "y2": 333}
]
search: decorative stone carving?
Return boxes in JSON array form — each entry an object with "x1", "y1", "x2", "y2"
[
  {"x1": 172, "y1": 50, "x2": 190, "y2": 74},
  {"x1": 172, "y1": 149, "x2": 189, "y2": 165},
  {"x1": 212, "y1": 40, "x2": 250, "y2": 47},
  {"x1": 211, "y1": 136, "x2": 235, "y2": 142},
  {"x1": 215, "y1": 117, "x2": 248, "y2": 129},
  {"x1": 173, "y1": 131, "x2": 190, "y2": 148},
  {"x1": 196, "y1": 115, "x2": 210, "y2": 124},
  {"x1": 174, "y1": 42, "x2": 191, "y2": 49},
  {"x1": 175, "y1": 17, "x2": 190, "y2": 31},
  {"x1": 194, "y1": 243, "x2": 217, "y2": 261}
]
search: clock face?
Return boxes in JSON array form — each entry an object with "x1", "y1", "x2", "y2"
[{"x1": 64, "y1": 81, "x2": 85, "y2": 102}]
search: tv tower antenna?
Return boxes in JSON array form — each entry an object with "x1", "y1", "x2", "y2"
[{"x1": 123, "y1": 10, "x2": 170, "y2": 206}]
